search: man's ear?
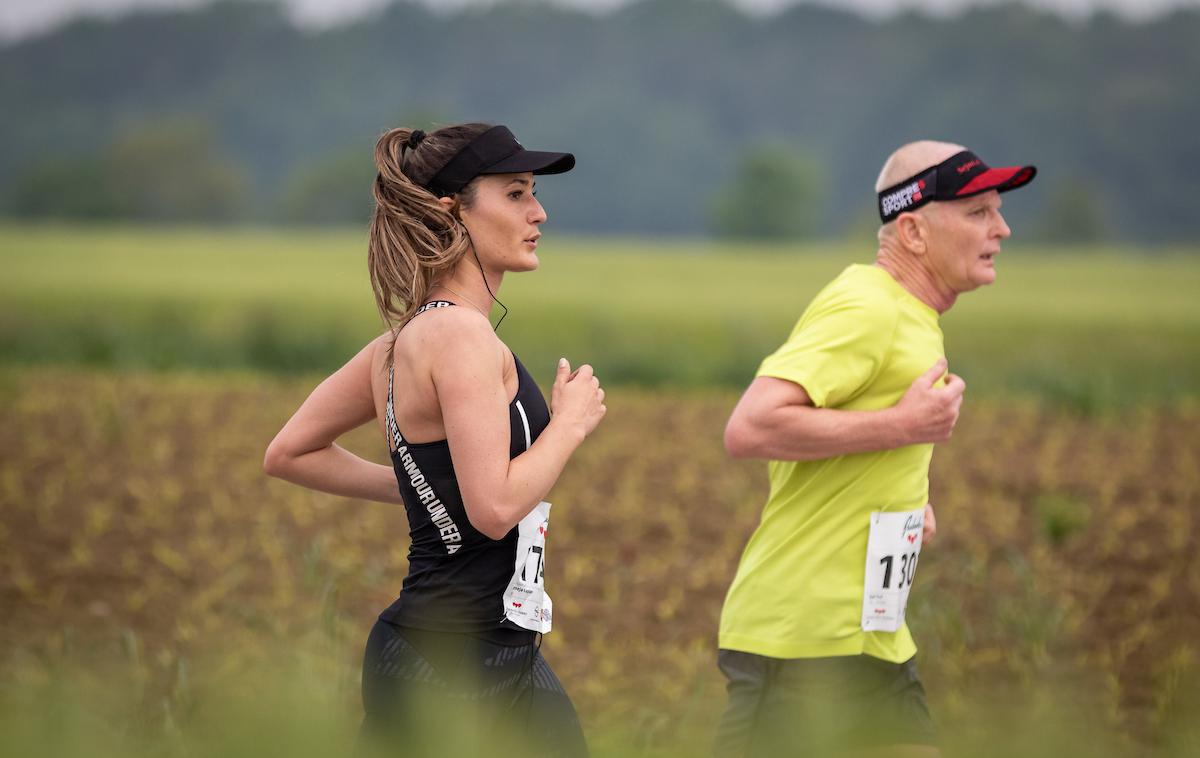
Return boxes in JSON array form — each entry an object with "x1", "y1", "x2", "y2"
[{"x1": 895, "y1": 210, "x2": 928, "y2": 255}]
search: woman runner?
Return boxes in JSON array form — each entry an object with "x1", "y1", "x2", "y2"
[{"x1": 264, "y1": 122, "x2": 605, "y2": 756}]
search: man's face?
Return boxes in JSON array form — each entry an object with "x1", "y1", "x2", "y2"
[{"x1": 922, "y1": 190, "x2": 1012, "y2": 293}]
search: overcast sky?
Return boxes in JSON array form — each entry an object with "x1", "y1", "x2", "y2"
[{"x1": 2, "y1": 0, "x2": 1197, "y2": 40}]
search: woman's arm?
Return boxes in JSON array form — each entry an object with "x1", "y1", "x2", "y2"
[
  {"x1": 431, "y1": 310, "x2": 605, "y2": 539},
  {"x1": 263, "y1": 336, "x2": 403, "y2": 505}
]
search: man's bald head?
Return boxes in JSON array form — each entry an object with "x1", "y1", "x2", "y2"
[
  {"x1": 875, "y1": 140, "x2": 968, "y2": 245},
  {"x1": 875, "y1": 141, "x2": 966, "y2": 194}
]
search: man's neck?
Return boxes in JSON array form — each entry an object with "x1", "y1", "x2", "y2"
[{"x1": 875, "y1": 244, "x2": 955, "y2": 314}]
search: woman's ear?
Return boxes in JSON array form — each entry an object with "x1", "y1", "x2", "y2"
[{"x1": 439, "y1": 194, "x2": 466, "y2": 222}]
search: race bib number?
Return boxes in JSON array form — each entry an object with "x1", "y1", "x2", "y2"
[
  {"x1": 861, "y1": 508, "x2": 924, "y2": 633},
  {"x1": 502, "y1": 501, "x2": 553, "y2": 634}
]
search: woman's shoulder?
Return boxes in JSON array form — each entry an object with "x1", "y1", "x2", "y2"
[
  {"x1": 401, "y1": 305, "x2": 494, "y2": 342},
  {"x1": 393, "y1": 306, "x2": 506, "y2": 366}
]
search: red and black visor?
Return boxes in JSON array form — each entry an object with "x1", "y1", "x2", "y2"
[
  {"x1": 426, "y1": 125, "x2": 575, "y2": 198},
  {"x1": 877, "y1": 150, "x2": 1036, "y2": 223}
]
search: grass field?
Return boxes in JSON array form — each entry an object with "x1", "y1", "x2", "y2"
[
  {"x1": 1, "y1": 225, "x2": 1199, "y2": 756},
  {"x1": 3, "y1": 224, "x2": 1199, "y2": 408}
]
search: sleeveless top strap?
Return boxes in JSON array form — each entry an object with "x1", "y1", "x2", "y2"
[
  {"x1": 386, "y1": 300, "x2": 456, "y2": 453},
  {"x1": 385, "y1": 363, "x2": 404, "y2": 453},
  {"x1": 414, "y1": 300, "x2": 456, "y2": 316}
]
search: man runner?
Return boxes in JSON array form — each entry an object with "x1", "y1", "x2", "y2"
[{"x1": 714, "y1": 141, "x2": 1036, "y2": 756}]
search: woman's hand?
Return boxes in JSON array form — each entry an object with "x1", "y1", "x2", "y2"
[{"x1": 551, "y1": 358, "x2": 607, "y2": 439}]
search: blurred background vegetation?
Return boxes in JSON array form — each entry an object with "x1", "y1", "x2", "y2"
[
  {"x1": 2, "y1": 1, "x2": 1199, "y2": 756},
  {"x1": 2, "y1": 0, "x2": 1200, "y2": 241},
  {"x1": 3, "y1": 226, "x2": 1199, "y2": 409}
]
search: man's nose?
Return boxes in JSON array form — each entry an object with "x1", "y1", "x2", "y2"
[{"x1": 995, "y1": 211, "x2": 1012, "y2": 239}]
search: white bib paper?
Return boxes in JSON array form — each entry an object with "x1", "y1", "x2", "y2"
[
  {"x1": 502, "y1": 500, "x2": 553, "y2": 634},
  {"x1": 861, "y1": 507, "x2": 924, "y2": 633}
]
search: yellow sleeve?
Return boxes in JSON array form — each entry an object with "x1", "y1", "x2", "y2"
[{"x1": 756, "y1": 282, "x2": 898, "y2": 408}]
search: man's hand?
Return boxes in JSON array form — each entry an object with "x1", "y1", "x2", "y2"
[
  {"x1": 923, "y1": 502, "x2": 937, "y2": 545},
  {"x1": 893, "y1": 358, "x2": 966, "y2": 444}
]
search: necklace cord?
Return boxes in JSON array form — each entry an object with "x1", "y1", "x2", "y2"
[{"x1": 429, "y1": 281, "x2": 487, "y2": 318}]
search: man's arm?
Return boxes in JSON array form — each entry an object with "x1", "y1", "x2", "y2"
[{"x1": 724, "y1": 359, "x2": 964, "y2": 461}]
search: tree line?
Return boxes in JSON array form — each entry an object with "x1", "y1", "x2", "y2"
[{"x1": 0, "y1": 0, "x2": 1196, "y2": 242}]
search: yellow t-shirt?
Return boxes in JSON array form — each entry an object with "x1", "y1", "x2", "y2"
[{"x1": 718, "y1": 263, "x2": 944, "y2": 663}]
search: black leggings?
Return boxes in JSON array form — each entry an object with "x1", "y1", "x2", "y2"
[{"x1": 359, "y1": 619, "x2": 588, "y2": 757}]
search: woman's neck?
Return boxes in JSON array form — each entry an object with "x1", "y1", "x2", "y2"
[{"x1": 431, "y1": 252, "x2": 503, "y2": 317}]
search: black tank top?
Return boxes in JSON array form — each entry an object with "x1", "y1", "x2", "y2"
[{"x1": 379, "y1": 301, "x2": 551, "y2": 644}]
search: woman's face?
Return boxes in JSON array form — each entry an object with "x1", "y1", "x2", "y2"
[{"x1": 457, "y1": 172, "x2": 547, "y2": 273}]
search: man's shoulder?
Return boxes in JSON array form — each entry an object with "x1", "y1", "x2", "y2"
[
  {"x1": 821, "y1": 263, "x2": 896, "y2": 298},
  {"x1": 803, "y1": 264, "x2": 901, "y2": 327}
]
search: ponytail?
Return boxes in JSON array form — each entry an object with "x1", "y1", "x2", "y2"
[{"x1": 367, "y1": 123, "x2": 490, "y2": 356}]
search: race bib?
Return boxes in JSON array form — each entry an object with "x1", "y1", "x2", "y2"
[
  {"x1": 861, "y1": 507, "x2": 924, "y2": 633},
  {"x1": 502, "y1": 500, "x2": 553, "y2": 633}
]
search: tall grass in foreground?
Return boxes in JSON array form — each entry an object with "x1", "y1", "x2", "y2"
[
  {"x1": 2, "y1": 632, "x2": 1197, "y2": 757},
  {"x1": 3, "y1": 224, "x2": 1199, "y2": 409},
  {"x1": 2, "y1": 372, "x2": 1198, "y2": 755}
]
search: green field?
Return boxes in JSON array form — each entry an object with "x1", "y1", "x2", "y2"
[{"x1": 3, "y1": 224, "x2": 1198, "y2": 409}]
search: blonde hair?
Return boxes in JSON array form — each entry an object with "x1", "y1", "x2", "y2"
[{"x1": 367, "y1": 123, "x2": 491, "y2": 352}]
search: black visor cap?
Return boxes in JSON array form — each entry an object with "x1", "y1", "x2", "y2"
[
  {"x1": 426, "y1": 125, "x2": 575, "y2": 197},
  {"x1": 877, "y1": 150, "x2": 1036, "y2": 223},
  {"x1": 483, "y1": 149, "x2": 574, "y2": 177}
]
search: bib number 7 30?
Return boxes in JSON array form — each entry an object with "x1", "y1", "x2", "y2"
[{"x1": 861, "y1": 508, "x2": 924, "y2": 633}]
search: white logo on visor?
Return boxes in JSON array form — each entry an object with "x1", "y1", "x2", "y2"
[{"x1": 881, "y1": 180, "x2": 926, "y2": 217}]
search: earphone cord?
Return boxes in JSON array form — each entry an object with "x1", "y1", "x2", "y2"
[
  {"x1": 504, "y1": 630, "x2": 542, "y2": 717},
  {"x1": 472, "y1": 246, "x2": 508, "y2": 332},
  {"x1": 523, "y1": 632, "x2": 543, "y2": 724}
]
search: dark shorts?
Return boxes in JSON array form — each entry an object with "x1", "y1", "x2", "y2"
[
  {"x1": 359, "y1": 619, "x2": 588, "y2": 757},
  {"x1": 713, "y1": 650, "x2": 937, "y2": 757}
]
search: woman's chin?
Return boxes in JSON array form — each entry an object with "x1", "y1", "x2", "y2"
[{"x1": 512, "y1": 253, "x2": 540, "y2": 272}]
